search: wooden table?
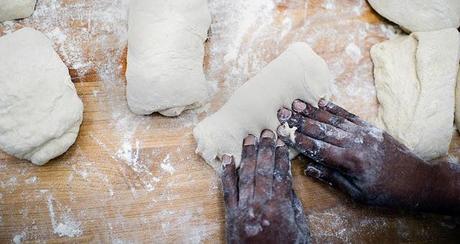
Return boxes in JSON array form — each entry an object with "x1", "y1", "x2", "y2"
[{"x1": 1, "y1": 0, "x2": 459, "y2": 243}]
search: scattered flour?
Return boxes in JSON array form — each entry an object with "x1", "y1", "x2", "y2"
[
  {"x1": 47, "y1": 195, "x2": 82, "y2": 238},
  {"x1": 160, "y1": 154, "x2": 176, "y2": 175}
]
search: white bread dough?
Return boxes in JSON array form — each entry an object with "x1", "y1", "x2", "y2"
[
  {"x1": 126, "y1": 0, "x2": 212, "y2": 116},
  {"x1": 456, "y1": 65, "x2": 460, "y2": 132},
  {"x1": 0, "y1": 0, "x2": 36, "y2": 22},
  {"x1": 194, "y1": 43, "x2": 332, "y2": 170},
  {"x1": 371, "y1": 29, "x2": 460, "y2": 160},
  {"x1": 0, "y1": 28, "x2": 83, "y2": 165},
  {"x1": 368, "y1": 0, "x2": 460, "y2": 33}
]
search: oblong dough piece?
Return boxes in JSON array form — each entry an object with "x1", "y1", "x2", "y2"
[
  {"x1": 0, "y1": 0, "x2": 36, "y2": 22},
  {"x1": 368, "y1": 0, "x2": 460, "y2": 33},
  {"x1": 126, "y1": 0, "x2": 212, "y2": 116},
  {"x1": 371, "y1": 28, "x2": 460, "y2": 160},
  {"x1": 0, "y1": 28, "x2": 84, "y2": 165},
  {"x1": 193, "y1": 43, "x2": 332, "y2": 170}
]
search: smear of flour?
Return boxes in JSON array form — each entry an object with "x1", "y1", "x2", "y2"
[
  {"x1": 47, "y1": 195, "x2": 82, "y2": 238},
  {"x1": 160, "y1": 154, "x2": 176, "y2": 175}
]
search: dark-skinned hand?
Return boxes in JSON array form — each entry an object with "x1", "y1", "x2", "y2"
[
  {"x1": 221, "y1": 130, "x2": 310, "y2": 244},
  {"x1": 277, "y1": 99, "x2": 460, "y2": 215}
]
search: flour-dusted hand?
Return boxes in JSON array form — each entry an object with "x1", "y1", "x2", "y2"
[
  {"x1": 277, "y1": 99, "x2": 460, "y2": 214},
  {"x1": 221, "y1": 131, "x2": 309, "y2": 244}
]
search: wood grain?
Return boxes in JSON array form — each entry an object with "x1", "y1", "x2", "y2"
[{"x1": 1, "y1": 0, "x2": 460, "y2": 243}]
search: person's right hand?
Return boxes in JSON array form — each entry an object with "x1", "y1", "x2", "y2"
[{"x1": 276, "y1": 99, "x2": 460, "y2": 214}]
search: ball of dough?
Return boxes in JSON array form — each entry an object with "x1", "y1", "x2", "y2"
[
  {"x1": 0, "y1": 28, "x2": 84, "y2": 165},
  {"x1": 368, "y1": 0, "x2": 460, "y2": 33},
  {"x1": 0, "y1": 0, "x2": 37, "y2": 22}
]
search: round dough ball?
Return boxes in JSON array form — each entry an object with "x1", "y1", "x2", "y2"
[
  {"x1": 0, "y1": 28, "x2": 83, "y2": 165},
  {"x1": 368, "y1": 0, "x2": 460, "y2": 33},
  {"x1": 0, "y1": 0, "x2": 37, "y2": 22}
]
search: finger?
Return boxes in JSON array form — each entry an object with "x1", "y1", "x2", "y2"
[
  {"x1": 291, "y1": 99, "x2": 358, "y2": 132},
  {"x1": 277, "y1": 125, "x2": 353, "y2": 172},
  {"x1": 238, "y1": 134, "x2": 257, "y2": 207},
  {"x1": 254, "y1": 130, "x2": 276, "y2": 203},
  {"x1": 305, "y1": 163, "x2": 363, "y2": 201},
  {"x1": 272, "y1": 139, "x2": 293, "y2": 198},
  {"x1": 317, "y1": 99, "x2": 367, "y2": 127},
  {"x1": 221, "y1": 154, "x2": 238, "y2": 210},
  {"x1": 286, "y1": 112, "x2": 353, "y2": 147},
  {"x1": 290, "y1": 190, "x2": 310, "y2": 240}
]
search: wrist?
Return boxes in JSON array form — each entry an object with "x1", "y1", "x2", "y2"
[{"x1": 415, "y1": 160, "x2": 460, "y2": 215}]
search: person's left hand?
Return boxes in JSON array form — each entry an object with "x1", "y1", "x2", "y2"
[{"x1": 221, "y1": 130, "x2": 310, "y2": 244}]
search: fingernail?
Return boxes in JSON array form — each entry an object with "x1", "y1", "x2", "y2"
[
  {"x1": 244, "y1": 134, "x2": 256, "y2": 146},
  {"x1": 222, "y1": 154, "x2": 233, "y2": 166},
  {"x1": 261, "y1": 129, "x2": 275, "y2": 139},
  {"x1": 292, "y1": 100, "x2": 307, "y2": 112},
  {"x1": 305, "y1": 166, "x2": 322, "y2": 178},
  {"x1": 318, "y1": 98, "x2": 328, "y2": 108},
  {"x1": 277, "y1": 108, "x2": 292, "y2": 121},
  {"x1": 276, "y1": 139, "x2": 285, "y2": 147}
]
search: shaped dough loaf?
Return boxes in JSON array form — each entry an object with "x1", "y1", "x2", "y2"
[
  {"x1": 126, "y1": 0, "x2": 212, "y2": 116},
  {"x1": 194, "y1": 43, "x2": 332, "y2": 170},
  {"x1": 368, "y1": 0, "x2": 460, "y2": 33},
  {"x1": 0, "y1": 0, "x2": 36, "y2": 22},
  {"x1": 0, "y1": 28, "x2": 83, "y2": 165},
  {"x1": 371, "y1": 28, "x2": 460, "y2": 161}
]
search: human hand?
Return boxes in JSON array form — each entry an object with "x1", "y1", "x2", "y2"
[
  {"x1": 276, "y1": 99, "x2": 443, "y2": 212},
  {"x1": 221, "y1": 130, "x2": 310, "y2": 244}
]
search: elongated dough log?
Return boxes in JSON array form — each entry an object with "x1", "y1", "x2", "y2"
[
  {"x1": 368, "y1": 0, "x2": 460, "y2": 33},
  {"x1": 0, "y1": 0, "x2": 36, "y2": 22},
  {"x1": 371, "y1": 28, "x2": 460, "y2": 160},
  {"x1": 194, "y1": 43, "x2": 332, "y2": 170},
  {"x1": 126, "y1": 0, "x2": 212, "y2": 116}
]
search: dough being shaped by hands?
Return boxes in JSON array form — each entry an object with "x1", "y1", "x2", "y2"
[
  {"x1": 368, "y1": 0, "x2": 460, "y2": 33},
  {"x1": 0, "y1": 0, "x2": 36, "y2": 22},
  {"x1": 126, "y1": 0, "x2": 212, "y2": 116},
  {"x1": 0, "y1": 28, "x2": 83, "y2": 165},
  {"x1": 371, "y1": 28, "x2": 460, "y2": 160},
  {"x1": 193, "y1": 43, "x2": 332, "y2": 170}
]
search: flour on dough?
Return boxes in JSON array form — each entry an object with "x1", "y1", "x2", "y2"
[
  {"x1": 126, "y1": 0, "x2": 212, "y2": 116},
  {"x1": 0, "y1": 0, "x2": 36, "y2": 22},
  {"x1": 371, "y1": 28, "x2": 460, "y2": 160},
  {"x1": 368, "y1": 0, "x2": 460, "y2": 33},
  {"x1": 0, "y1": 28, "x2": 83, "y2": 165},
  {"x1": 193, "y1": 43, "x2": 332, "y2": 170}
]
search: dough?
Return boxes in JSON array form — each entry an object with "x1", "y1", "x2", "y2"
[
  {"x1": 368, "y1": 0, "x2": 460, "y2": 33},
  {"x1": 126, "y1": 0, "x2": 212, "y2": 116},
  {"x1": 193, "y1": 43, "x2": 332, "y2": 170},
  {"x1": 0, "y1": 28, "x2": 83, "y2": 165},
  {"x1": 456, "y1": 65, "x2": 460, "y2": 132},
  {"x1": 0, "y1": 0, "x2": 36, "y2": 22},
  {"x1": 371, "y1": 28, "x2": 460, "y2": 160}
]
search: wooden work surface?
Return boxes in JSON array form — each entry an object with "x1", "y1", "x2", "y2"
[{"x1": 1, "y1": 0, "x2": 460, "y2": 243}]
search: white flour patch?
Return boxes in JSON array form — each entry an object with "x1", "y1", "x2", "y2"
[
  {"x1": 47, "y1": 195, "x2": 82, "y2": 238},
  {"x1": 447, "y1": 154, "x2": 459, "y2": 165},
  {"x1": 345, "y1": 43, "x2": 362, "y2": 63},
  {"x1": 160, "y1": 154, "x2": 176, "y2": 175},
  {"x1": 25, "y1": 176, "x2": 38, "y2": 185},
  {"x1": 13, "y1": 231, "x2": 26, "y2": 244}
]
